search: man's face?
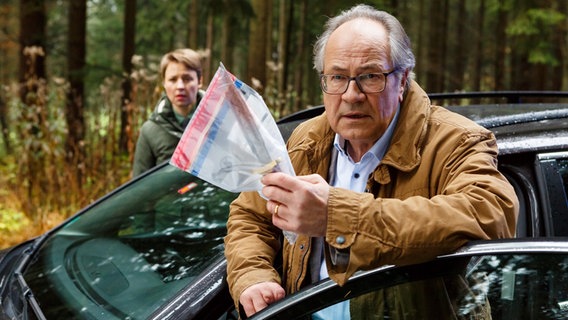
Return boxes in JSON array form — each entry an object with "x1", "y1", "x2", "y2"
[
  {"x1": 163, "y1": 61, "x2": 201, "y2": 117},
  {"x1": 322, "y1": 18, "x2": 406, "y2": 152}
]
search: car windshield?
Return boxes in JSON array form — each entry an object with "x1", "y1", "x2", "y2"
[{"x1": 21, "y1": 164, "x2": 237, "y2": 319}]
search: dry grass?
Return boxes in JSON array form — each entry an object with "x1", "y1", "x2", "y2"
[
  {"x1": 0, "y1": 54, "x2": 158, "y2": 250},
  {"x1": 0, "y1": 164, "x2": 66, "y2": 249}
]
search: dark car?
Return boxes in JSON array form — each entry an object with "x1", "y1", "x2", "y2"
[{"x1": 1, "y1": 92, "x2": 568, "y2": 319}]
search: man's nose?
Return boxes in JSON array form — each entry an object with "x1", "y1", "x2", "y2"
[{"x1": 343, "y1": 79, "x2": 365, "y2": 101}]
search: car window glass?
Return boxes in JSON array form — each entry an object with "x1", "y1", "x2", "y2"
[
  {"x1": 274, "y1": 253, "x2": 568, "y2": 319},
  {"x1": 22, "y1": 165, "x2": 237, "y2": 319},
  {"x1": 559, "y1": 159, "x2": 568, "y2": 199},
  {"x1": 536, "y1": 152, "x2": 568, "y2": 236}
]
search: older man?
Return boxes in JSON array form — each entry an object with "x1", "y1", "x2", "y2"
[{"x1": 225, "y1": 4, "x2": 518, "y2": 318}]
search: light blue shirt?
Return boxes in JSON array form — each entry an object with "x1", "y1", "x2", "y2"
[{"x1": 313, "y1": 106, "x2": 400, "y2": 320}]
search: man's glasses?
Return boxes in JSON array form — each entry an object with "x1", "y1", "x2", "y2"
[{"x1": 320, "y1": 70, "x2": 397, "y2": 95}]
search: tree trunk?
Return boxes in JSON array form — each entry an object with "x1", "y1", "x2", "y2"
[
  {"x1": 510, "y1": 1, "x2": 531, "y2": 91},
  {"x1": 439, "y1": 0, "x2": 449, "y2": 91},
  {"x1": 204, "y1": 10, "x2": 214, "y2": 83},
  {"x1": 472, "y1": 0, "x2": 485, "y2": 92},
  {"x1": 0, "y1": 95, "x2": 8, "y2": 153},
  {"x1": 425, "y1": 0, "x2": 445, "y2": 92},
  {"x1": 247, "y1": 0, "x2": 268, "y2": 90},
  {"x1": 221, "y1": 3, "x2": 233, "y2": 69},
  {"x1": 550, "y1": 0, "x2": 565, "y2": 90},
  {"x1": 390, "y1": 0, "x2": 399, "y2": 17},
  {"x1": 494, "y1": 0, "x2": 507, "y2": 91},
  {"x1": 276, "y1": 0, "x2": 292, "y2": 115},
  {"x1": 277, "y1": 0, "x2": 290, "y2": 103},
  {"x1": 120, "y1": 0, "x2": 136, "y2": 154},
  {"x1": 66, "y1": 0, "x2": 87, "y2": 181},
  {"x1": 292, "y1": 0, "x2": 307, "y2": 113},
  {"x1": 415, "y1": 0, "x2": 426, "y2": 83},
  {"x1": 18, "y1": 0, "x2": 47, "y2": 217},
  {"x1": 303, "y1": 1, "x2": 320, "y2": 109},
  {"x1": 450, "y1": 0, "x2": 467, "y2": 92},
  {"x1": 265, "y1": 0, "x2": 273, "y2": 80},
  {"x1": 188, "y1": 0, "x2": 199, "y2": 49},
  {"x1": 1, "y1": 3, "x2": 16, "y2": 153},
  {"x1": 19, "y1": 0, "x2": 46, "y2": 104}
]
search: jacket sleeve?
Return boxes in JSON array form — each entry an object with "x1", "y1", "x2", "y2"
[
  {"x1": 224, "y1": 190, "x2": 283, "y2": 310},
  {"x1": 132, "y1": 123, "x2": 156, "y2": 177},
  {"x1": 325, "y1": 129, "x2": 519, "y2": 285}
]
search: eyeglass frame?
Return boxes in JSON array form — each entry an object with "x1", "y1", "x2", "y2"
[{"x1": 319, "y1": 70, "x2": 398, "y2": 95}]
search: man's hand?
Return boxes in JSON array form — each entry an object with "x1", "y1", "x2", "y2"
[
  {"x1": 240, "y1": 282, "x2": 286, "y2": 317},
  {"x1": 262, "y1": 172, "x2": 330, "y2": 237}
]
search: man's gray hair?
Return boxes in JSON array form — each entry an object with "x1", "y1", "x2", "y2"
[{"x1": 313, "y1": 4, "x2": 415, "y2": 86}]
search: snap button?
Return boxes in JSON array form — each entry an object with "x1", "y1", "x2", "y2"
[{"x1": 336, "y1": 236, "x2": 346, "y2": 245}]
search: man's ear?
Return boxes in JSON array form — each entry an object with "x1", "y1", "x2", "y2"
[{"x1": 398, "y1": 69, "x2": 409, "y2": 102}]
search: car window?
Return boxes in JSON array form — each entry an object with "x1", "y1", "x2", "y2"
[
  {"x1": 253, "y1": 251, "x2": 568, "y2": 319},
  {"x1": 560, "y1": 159, "x2": 568, "y2": 199},
  {"x1": 22, "y1": 164, "x2": 237, "y2": 319},
  {"x1": 536, "y1": 152, "x2": 568, "y2": 236}
]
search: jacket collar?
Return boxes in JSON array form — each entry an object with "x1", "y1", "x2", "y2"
[
  {"x1": 380, "y1": 80, "x2": 430, "y2": 172},
  {"x1": 149, "y1": 90, "x2": 205, "y2": 128}
]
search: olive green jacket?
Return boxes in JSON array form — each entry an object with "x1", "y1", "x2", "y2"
[
  {"x1": 132, "y1": 92, "x2": 204, "y2": 177},
  {"x1": 224, "y1": 81, "x2": 518, "y2": 315}
]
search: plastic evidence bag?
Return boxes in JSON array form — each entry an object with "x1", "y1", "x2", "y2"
[{"x1": 170, "y1": 63, "x2": 297, "y2": 243}]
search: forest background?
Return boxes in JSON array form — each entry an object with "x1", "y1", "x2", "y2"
[{"x1": 0, "y1": 0, "x2": 567, "y2": 249}]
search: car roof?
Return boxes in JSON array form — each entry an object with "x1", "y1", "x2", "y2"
[{"x1": 446, "y1": 103, "x2": 568, "y2": 155}]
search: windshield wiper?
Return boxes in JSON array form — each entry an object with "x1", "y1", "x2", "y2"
[
  {"x1": 13, "y1": 237, "x2": 48, "y2": 320},
  {"x1": 15, "y1": 272, "x2": 47, "y2": 320}
]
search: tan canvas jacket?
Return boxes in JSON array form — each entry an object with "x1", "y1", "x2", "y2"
[{"x1": 224, "y1": 80, "x2": 519, "y2": 313}]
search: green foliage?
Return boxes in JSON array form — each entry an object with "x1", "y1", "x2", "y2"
[
  {"x1": 135, "y1": 0, "x2": 190, "y2": 55},
  {"x1": 506, "y1": 8, "x2": 565, "y2": 67},
  {"x1": 86, "y1": 0, "x2": 124, "y2": 87},
  {"x1": 529, "y1": 42, "x2": 560, "y2": 66},
  {"x1": 0, "y1": 209, "x2": 29, "y2": 234},
  {"x1": 507, "y1": 8, "x2": 565, "y2": 36}
]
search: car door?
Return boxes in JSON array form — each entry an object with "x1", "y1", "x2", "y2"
[{"x1": 250, "y1": 240, "x2": 568, "y2": 320}]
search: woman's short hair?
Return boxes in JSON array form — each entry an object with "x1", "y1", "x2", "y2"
[{"x1": 159, "y1": 48, "x2": 203, "y2": 81}]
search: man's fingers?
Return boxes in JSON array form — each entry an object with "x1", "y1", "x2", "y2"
[
  {"x1": 240, "y1": 282, "x2": 285, "y2": 317},
  {"x1": 241, "y1": 297, "x2": 256, "y2": 317},
  {"x1": 262, "y1": 173, "x2": 325, "y2": 205},
  {"x1": 250, "y1": 296, "x2": 269, "y2": 316},
  {"x1": 263, "y1": 284, "x2": 286, "y2": 303},
  {"x1": 241, "y1": 293, "x2": 267, "y2": 317},
  {"x1": 261, "y1": 172, "x2": 297, "y2": 191},
  {"x1": 295, "y1": 173, "x2": 326, "y2": 184}
]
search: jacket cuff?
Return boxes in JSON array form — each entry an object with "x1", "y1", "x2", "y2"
[
  {"x1": 325, "y1": 187, "x2": 364, "y2": 284},
  {"x1": 326, "y1": 187, "x2": 359, "y2": 249}
]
